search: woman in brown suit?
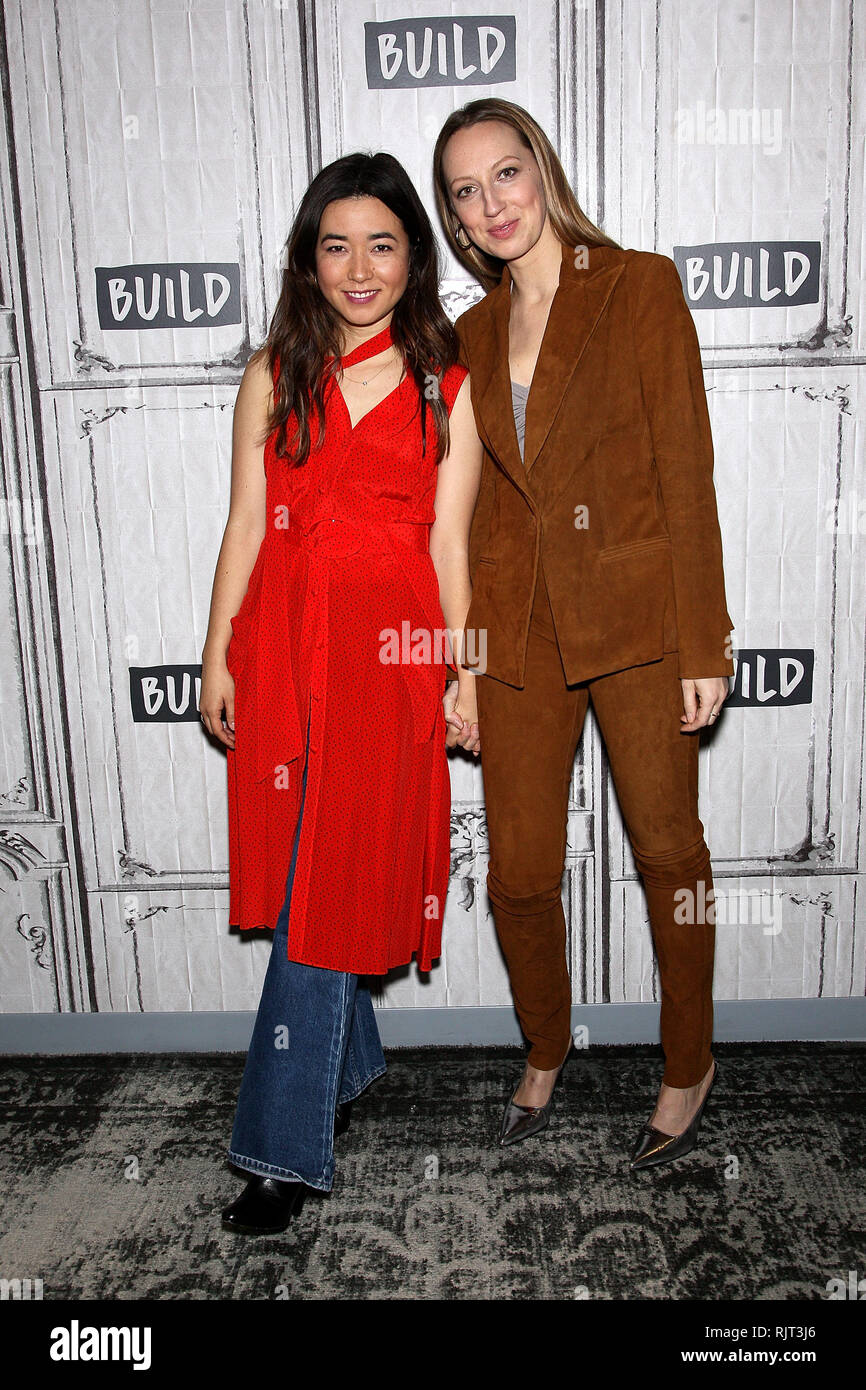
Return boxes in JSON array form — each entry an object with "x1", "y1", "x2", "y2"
[{"x1": 433, "y1": 99, "x2": 735, "y2": 1169}]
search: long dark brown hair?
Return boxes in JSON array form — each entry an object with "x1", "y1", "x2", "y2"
[
  {"x1": 257, "y1": 152, "x2": 458, "y2": 467},
  {"x1": 433, "y1": 98, "x2": 621, "y2": 292}
]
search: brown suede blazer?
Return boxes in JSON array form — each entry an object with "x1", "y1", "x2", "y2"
[{"x1": 455, "y1": 239, "x2": 736, "y2": 686}]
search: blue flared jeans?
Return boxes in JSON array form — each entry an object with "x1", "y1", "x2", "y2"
[{"x1": 227, "y1": 716, "x2": 387, "y2": 1191}]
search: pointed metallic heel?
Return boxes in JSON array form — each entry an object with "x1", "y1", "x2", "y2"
[
  {"x1": 629, "y1": 1062, "x2": 718, "y2": 1172},
  {"x1": 498, "y1": 1044, "x2": 571, "y2": 1147}
]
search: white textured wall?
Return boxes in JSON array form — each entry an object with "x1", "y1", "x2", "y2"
[{"x1": 0, "y1": 0, "x2": 863, "y2": 1020}]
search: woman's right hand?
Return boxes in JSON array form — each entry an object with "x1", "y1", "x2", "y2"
[
  {"x1": 443, "y1": 680, "x2": 481, "y2": 756},
  {"x1": 199, "y1": 653, "x2": 236, "y2": 749}
]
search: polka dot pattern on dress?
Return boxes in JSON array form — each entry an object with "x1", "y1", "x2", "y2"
[{"x1": 226, "y1": 325, "x2": 468, "y2": 974}]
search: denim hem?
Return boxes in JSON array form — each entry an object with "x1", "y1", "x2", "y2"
[
  {"x1": 337, "y1": 1061, "x2": 387, "y2": 1105},
  {"x1": 226, "y1": 1150, "x2": 333, "y2": 1193}
]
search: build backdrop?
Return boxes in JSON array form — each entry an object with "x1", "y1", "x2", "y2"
[{"x1": 0, "y1": 0, "x2": 863, "y2": 1046}]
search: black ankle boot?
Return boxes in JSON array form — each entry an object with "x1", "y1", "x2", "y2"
[
  {"x1": 334, "y1": 1098, "x2": 353, "y2": 1138},
  {"x1": 221, "y1": 1175, "x2": 306, "y2": 1234}
]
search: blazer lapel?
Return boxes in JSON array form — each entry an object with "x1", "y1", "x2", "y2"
[
  {"x1": 472, "y1": 242, "x2": 625, "y2": 486},
  {"x1": 523, "y1": 253, "x2": 625, "y2": 472},
  {"x1": 473, "y1": 280, "x2": 531, "y2": 501}
]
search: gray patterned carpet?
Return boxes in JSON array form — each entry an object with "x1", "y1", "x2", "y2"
[{"x1": 0, "y1": 1043, "x2": 863, "y2": 1301}]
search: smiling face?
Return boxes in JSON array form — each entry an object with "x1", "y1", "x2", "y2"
[
  {"x1": 442, "y1": 119, "x2": 548, "y2": 261},
  {"x1": 314, "y1": 196, "x2": 411, "y2": 335}
]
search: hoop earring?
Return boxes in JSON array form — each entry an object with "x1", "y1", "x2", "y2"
[{"x1": 455, "y1": 225, "x2": 472, "y2": 250}]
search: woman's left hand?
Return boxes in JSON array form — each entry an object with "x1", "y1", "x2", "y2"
[{"x1": 680, "y1": 676, "x2": 730, "y2": 732}]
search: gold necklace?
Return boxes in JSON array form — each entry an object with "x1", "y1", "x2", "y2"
[{"x1": 340, "y1": 349, "x2": 397, "y2": 387}]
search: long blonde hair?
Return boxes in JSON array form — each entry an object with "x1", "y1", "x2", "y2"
[{"x1": 432, "y1": 98, "x2": 620, "y2": 291}]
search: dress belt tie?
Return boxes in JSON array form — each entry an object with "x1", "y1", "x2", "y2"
[{"x1": 286, "y1": 513, "x2": 430, "y2": 557}]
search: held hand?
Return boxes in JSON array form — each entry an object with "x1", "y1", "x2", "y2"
[
  {"x1": 680, "y1": 676, "x2": 729, "y2": 732},
  {"x1": 199, "y1": 656, "x2": 236, "y2": 749},
  {"x1": 443, "y1": 681, "x2": 481, "y2": 756}
]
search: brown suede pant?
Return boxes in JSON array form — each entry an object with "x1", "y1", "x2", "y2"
[{"x1": 475, "y1": 562, "x2": 716, "y2": 1088}]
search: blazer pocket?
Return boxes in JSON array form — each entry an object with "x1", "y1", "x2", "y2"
[
  {"x1": 598, "y1": 534, "x2": 671, "y2": 563},
  {"x1": 475, "y1": 555, "x2": 497, "y2": 567}
]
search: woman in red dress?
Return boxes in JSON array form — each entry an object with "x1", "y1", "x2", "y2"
[{"x1": 199, "y1": 153, "x2": 482, "y2": 1233}]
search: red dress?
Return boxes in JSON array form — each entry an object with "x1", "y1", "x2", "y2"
[{"x1": 225, "y1": 323, "x2": 468, "y2": 974}]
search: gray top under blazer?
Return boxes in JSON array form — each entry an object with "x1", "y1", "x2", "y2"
[{"x1": 510, "y1": 379, "x2": 529, "y2": 461}]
